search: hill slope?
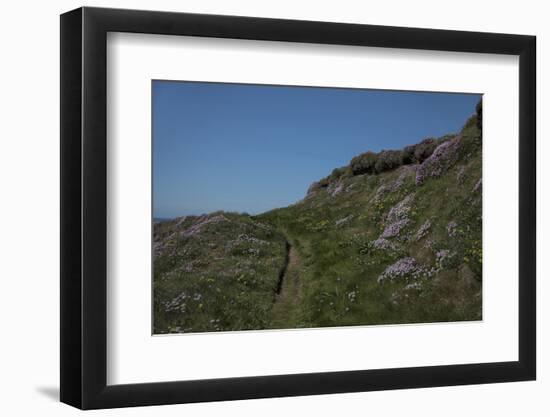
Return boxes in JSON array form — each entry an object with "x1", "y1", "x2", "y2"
[
  {"x1": 154, "y1": 104, "x2": 482, "y2": 333},
  {"x1": 153, "y1": 213, "x2": 287, "y2": 333}
]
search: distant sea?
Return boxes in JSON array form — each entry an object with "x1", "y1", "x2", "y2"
[{"x1": 153, "y1": 217, "x2": 172, "y2": 223}]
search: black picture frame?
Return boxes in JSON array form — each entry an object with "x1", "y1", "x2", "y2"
[{"x1": 60, "y1": 6, "x2": 536, "y2": 410}]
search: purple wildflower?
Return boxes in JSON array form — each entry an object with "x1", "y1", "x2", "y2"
[
  {"x1": 381, "y1": 219, "x2": 409, "y2": 238},
  {"x1": 414, "y1": 219, "x2": 431, "y2": 241},
  {"x1": 447, "y1": 221, "x2": 458, "y2": 237},
  {"x1": 372, "y1": 237, "x2": 397, "y2": 251},
  {"x1": 377, "y1": 257, "x2": 434, "y2": 283},
  {"x1": 379, "y1": 194, "x2": 414, "y2": 239},
  {"x1": 386, "y1": 194, "x2": 414, "y2": 223},
  {"x1": 416, "y1": 135, "x2": 461, "y2": 185}
]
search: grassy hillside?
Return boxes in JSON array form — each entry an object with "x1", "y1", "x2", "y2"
[
  {"x1": 153, "y1": 212, "x2": 287, "y2": 333},
  {"x1": 154, "y1": 103, "x2": 482, "y2": 333}
]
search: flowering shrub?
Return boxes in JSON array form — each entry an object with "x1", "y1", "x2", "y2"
[
  {"x1": 415, "y1": 135, "x2": 461, "y2": 185},
  {"x1": 377, "y1": 257, "x2": 434, "y2": 283},
  {"x1": 381, "y1": 219, "x2": 409, "y2": 238},
  {"x1": 387, "y1": 194, "x2": 414, "y2": 223},
  {"x1": 414, "y1": 219, "x2": 431, "y2": 241},
  {"x1": 306, "y1": 131, "x2": 450, "y2": 198},
  {"x1": 380, "y1": 194, "x2": 414, "y2": 239}
]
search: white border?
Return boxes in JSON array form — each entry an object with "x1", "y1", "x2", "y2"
[{"x1": 107, "y1": 33, "x2": 519, "y2": 385}]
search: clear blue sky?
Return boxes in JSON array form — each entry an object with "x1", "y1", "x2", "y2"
[{"x1": 153, "y1": 81, "x2": 480, "y2": 218}]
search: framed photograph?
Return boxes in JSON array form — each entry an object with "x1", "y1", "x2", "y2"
[{"x1": 60, "y1": 6, "x2": 536, "y2": 409}]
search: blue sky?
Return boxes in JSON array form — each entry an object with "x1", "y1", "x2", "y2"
[{"x1": 153, "y1": 81, "x2": 480, "y2": 218}]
